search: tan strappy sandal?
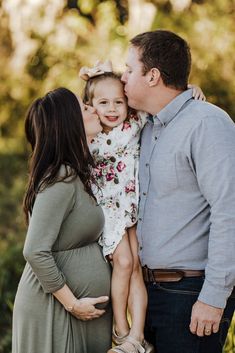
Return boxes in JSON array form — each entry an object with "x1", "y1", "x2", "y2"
[
  {"x1": 142, "y1": 339, "x2": 155, "y2": 353},
  {"x1": 108, "y1": 335, "x2": 155, "y2": 353},
  {"x1": 112, "y1": 327, "x2": 129, "y2": 345}
]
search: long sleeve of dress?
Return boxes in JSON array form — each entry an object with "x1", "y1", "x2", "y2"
[{"x1": 23, "y1": 180, "x2": 75, "y2": 293}]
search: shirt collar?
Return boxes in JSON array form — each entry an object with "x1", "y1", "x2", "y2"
[{"x1": 147, "y1": 88, "x2": 193, "y2": 126}]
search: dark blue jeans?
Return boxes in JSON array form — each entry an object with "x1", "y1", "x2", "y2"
[{"x1": 144, "y1": 277, "x2": 235, "y2": 353}]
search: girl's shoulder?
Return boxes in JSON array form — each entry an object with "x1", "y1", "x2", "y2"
[{"x1": 124, "y1": 110, "x2": 147, "y2": 129}]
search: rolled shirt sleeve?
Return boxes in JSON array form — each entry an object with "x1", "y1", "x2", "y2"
[
  {"x1": 23, "y1": 180, "x2": 75, "y2": 293},
  {"x1": 191, "y1": 114, "x2": 235, "y2": 307}
]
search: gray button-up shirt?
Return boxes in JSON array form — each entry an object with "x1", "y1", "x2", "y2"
[{"x1": 137, "y1": 89, "x2": 235, "y2": 308}]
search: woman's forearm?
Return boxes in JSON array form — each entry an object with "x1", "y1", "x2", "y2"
[{"x1": 53, "y1": 284, "x2": 77, "y2": 312}]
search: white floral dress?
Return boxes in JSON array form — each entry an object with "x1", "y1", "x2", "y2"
[{"x1": 90, "y1": 112, "x2": 146, "y2": 256}]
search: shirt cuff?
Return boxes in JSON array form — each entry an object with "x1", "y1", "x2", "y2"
[{"x1": 198, "y1": 279, "x2": 232, "y2": 308}]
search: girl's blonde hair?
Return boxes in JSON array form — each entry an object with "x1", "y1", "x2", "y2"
[{"x1": 83, "y1": 72, "x2": 122, "y2": 105}]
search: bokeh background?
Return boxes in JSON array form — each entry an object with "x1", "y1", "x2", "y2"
[{"x1": 0, "y1": 1, "x2": 234, "y2": 352}]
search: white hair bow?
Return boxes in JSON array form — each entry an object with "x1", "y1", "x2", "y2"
[{"x1": 79, "y1": 60, "x2": 113, "y2": 81}]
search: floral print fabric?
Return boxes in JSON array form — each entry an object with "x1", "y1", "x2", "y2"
[{"x1": 90, "y1": 112, "x2": 146, "y2": 256}]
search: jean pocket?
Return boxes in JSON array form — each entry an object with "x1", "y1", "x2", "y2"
[
  {"x1": 157, "y1": 284, "x2": 200, "y2": 295},
  {"x1": 156, "y1": 277, "x2": 204, "y2": 295}
]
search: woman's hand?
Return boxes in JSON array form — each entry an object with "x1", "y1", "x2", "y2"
[
  {"x1": 72, "y1": 296, "x2": 109, "y2": 321},
  {"x1": 188, "y1": 84, "x2": 206, "y2": 101},
  {"x1": 53, "y1": 285, "x2": 109, "y2": 321}
]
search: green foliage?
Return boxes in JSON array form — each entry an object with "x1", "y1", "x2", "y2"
[
  {"x1": 0, "y1": 241, "x2": 25, "y2": 353},
  {"x1": 0, "y1": 1, "x2": 234, "y2": 352},
  {"x1": 224, "y1": 317, "x2": 235, "y2": 353},
  {"x1": 0, "y1": 153, "x2": 27, "y2": 353}
]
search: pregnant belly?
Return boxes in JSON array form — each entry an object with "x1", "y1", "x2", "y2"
[{"x1": 53, "y1": 243, "x2": 111, "y2": 308}]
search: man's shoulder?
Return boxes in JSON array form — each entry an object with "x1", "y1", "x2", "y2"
[
  {"x1": 179, "y1": 99, "x2": 233, "y2": 127},
  {"x1": 187, "y1": 99, "x2": 230, "y2": 119}
]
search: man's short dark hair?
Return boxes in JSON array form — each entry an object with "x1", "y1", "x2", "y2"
[{"x1": 130, "y1": 30, "x2": 191, "y2": 90}]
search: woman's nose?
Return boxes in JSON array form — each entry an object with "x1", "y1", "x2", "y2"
[
  {"x1": 86, "y1": 104, "x2": 96, "y2": 113},
  {"x1": 121, "y1": 72, "x2": 126, "y2": 83}
]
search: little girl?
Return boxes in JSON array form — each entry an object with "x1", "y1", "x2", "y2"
[{"x1": 79, "y1": 61, "x2": 205, "y2": 353}]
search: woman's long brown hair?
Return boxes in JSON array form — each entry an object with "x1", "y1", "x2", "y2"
[{"x1": 23, "y1": 87, "x2": 95, "y2": 223}]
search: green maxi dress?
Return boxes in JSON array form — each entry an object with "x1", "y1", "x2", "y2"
[{"x1": 12, "y1": 173, "x2": 112, "y2": 353}]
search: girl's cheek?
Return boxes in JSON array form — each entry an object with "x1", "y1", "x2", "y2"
[
  {"x1": 95, "y1": 108, "x2": 103, "y2": 116},
  {"x1": 91, "y1": 100, "x2": 98, "y2": 109}
]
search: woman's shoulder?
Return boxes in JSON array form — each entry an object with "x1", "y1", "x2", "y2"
[
  {"x1": 38, "y1": 165, "x2": 77, "y2": 198},
  {"x1": 30, "y1": 168, "x2": 78, "y2": 223},
  {"x1": 58, "y1": 165, "x2": 88, "y2": 193}
]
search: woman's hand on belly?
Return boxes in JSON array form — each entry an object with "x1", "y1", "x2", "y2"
[{"x1": 72, "y1": 296, "x2": 109, "y2": 321}]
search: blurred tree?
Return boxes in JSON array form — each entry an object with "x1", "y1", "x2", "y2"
[{"x1": 0, "y1": 1, "x2": 234, "y2": 352}]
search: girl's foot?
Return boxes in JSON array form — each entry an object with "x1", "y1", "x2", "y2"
[
  {"x1": 108, "y1": 335, "x2": 154, "y2": 353},
  {"x1": 112, "y1": 327, "x2": 129, "y2": 345}
]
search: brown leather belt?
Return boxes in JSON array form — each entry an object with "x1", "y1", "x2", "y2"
[{"x1": 142, "y1": 266, "x2": 204, "y2": 283}]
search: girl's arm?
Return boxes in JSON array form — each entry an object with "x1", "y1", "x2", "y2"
[{"x1": 188, "y1": 84, "x2": 206, "y2": 101}]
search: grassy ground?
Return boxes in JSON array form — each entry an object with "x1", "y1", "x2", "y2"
[{"x1": 223, "y1": 314, "x2": 235, "y2": 353}]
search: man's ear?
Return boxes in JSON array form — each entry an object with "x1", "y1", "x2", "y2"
[{"x1": 147, "y1": 68, "x2": 161, "y2": 87}]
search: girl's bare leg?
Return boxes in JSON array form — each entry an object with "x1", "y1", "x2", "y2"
[
  {"x1": 128, "y1": 225, "x2": 147, "y2": 342},
  {"x1": 109, "y1": 226, "x2": 148, "y2": 352},
  {"x1": 112, "y1": 231, "x2": 133, "y2": 336}
]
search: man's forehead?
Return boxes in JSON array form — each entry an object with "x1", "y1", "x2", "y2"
[{"x1": 126, "y1": 46, "x2": 142, "y2": 64}]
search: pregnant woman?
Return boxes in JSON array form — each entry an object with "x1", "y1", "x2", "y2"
[{"x1": 12, "y1": 87, "x2": 112, "y2": 353}]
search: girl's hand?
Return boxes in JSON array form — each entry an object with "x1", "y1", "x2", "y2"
[
  {"x1": 188, "y1": 84, "x2": 206, "y2": 101},
  {"x1": 71, "y1": 296, "x2": 109, "y2": 321},
  {"x1": 106, "y1": 254, "x2": 113, "y2": 262}
]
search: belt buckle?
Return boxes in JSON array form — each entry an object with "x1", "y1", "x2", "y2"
[{"x1": 143, "y1": 266, "x2": 156, "y2": 284}]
